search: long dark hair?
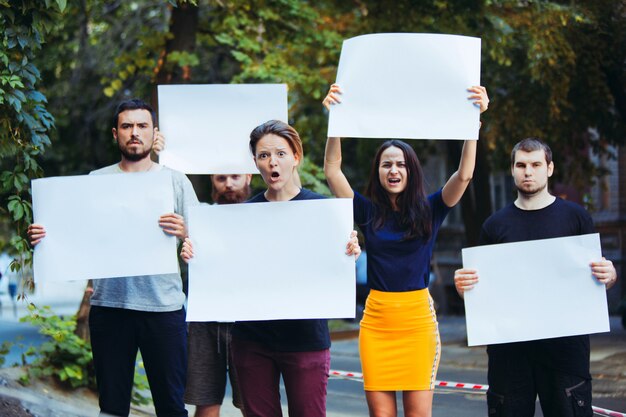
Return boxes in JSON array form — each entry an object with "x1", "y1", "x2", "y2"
[{"x1": 365, "y1": 140, "x2": 432, "y2": 241}]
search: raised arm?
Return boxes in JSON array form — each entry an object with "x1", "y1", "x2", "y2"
[
  {"x1": 441, "y1": 86, "x2": 489, "y2": 207},
  {"x1": 323, "y1": 84, "x2": 354, "y2": 199}
]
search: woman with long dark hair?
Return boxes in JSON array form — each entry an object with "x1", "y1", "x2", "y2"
[
  {"x1": 182, "y1": 119, "x2": 360, "y2": 417},
  {"x1": 323, "y1": 84, "x2": 488, "y2": 417}
]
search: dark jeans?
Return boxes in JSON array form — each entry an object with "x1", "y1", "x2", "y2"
[
  {"x1": 89, "y1": 306, "x2": 188, "y2": 417},
  {"x1": 231, "y1": 337, "x2": 330, "y2": 417},
  {"x1": 487, "y1": 342, "x2": 592, "y2": 417}
]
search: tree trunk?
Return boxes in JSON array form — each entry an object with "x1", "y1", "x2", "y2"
[
  {"x1": 74, "y1": 281, "x2": 92, "y2": 341},
  {"x1": 154, "y1": 3, "x2": 199, "y2": 86},
  {"x1": 151, "y1": 1, "x2": 199, "y2": 144}
]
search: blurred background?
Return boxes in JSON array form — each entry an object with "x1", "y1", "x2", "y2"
[{"x1": 1, "y1": 0, "x2": 625, "y2": 322}]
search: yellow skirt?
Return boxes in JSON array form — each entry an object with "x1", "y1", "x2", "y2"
[{"x1": 359, "y1": 288, "x2": 440, "y2": 391}]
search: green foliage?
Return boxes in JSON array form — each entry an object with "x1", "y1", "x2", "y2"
[
  {"x1": 0, "y1": 0, "x2": 59, "y2": 288},
  {"x1": 206, "y1": 0, "x2": 346, "y2": 160},
  {"x1": 132, "y1": 358, "x2": 151, "y2": 406},
  {"x1": 474, "y1": 1, "x2": 626, "y2": 194},
  {"x1": 18, "y1": 305, "x2": 151, "y2": 406},
  {"x1": 0, "y1": 340, "x2": 12, "y2": 367},
  {"x1": 299, "y1": 157, "x2": 331, "y2": 196},
  {"x1": 167, "y1": 50, "x2": 200, "y2": 68},
  {"x1": 20, "y1": 305, "x2": 95, "y2": 389},
  {"x1": 2, "y1": 0, "x2": 621, "y2": 256},
  {"x1": 33, "y1": 1, "x2": 172, "y2": 175}
]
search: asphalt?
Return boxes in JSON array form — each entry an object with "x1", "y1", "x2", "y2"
[{"x1": 1, "y1": 314, "x2": 625, "y2": 416}]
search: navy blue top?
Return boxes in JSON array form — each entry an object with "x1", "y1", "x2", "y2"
[
  {"x1": 479, "y1": 197, "x2": 596, "y2": 379},
  {"x1": 231, "y1": 188, "x2": 331, "y2": 352},
  {"x1": 354, "y1": 189, "x2": 451, "y2": 292},
  {"x1": 480, "y1": 198, "x2": 595, "y2": 244}
]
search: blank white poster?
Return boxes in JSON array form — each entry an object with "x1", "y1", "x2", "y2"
[
  {"x1": 158, "y1": 84, "x2": 288, "y2": 174},
  {"x1": 186, "y1": 198, "x2": 356, "y2": 321},
  {"x1": 32, "y1": 171, "x2": 177, "y2": 282},
  {"x1": 462, "y1": 234, "x2": 609, "y2": 346},
  {"x1": 328, "y1": 33, "x2": 481, "y2": 140}
]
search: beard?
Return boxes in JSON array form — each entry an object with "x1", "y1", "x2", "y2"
[
  {"x1": 118, "y1": 140, "x2": 151, "y2": 162},
  {"x1": 213, "y1": 184, "x2": 251, "y2": 204},
  {"x1": 515, "y1": 180, "x2": 547, "y2": 197}
]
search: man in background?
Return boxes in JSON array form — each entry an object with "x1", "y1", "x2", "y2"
[{"x1": 184, "y1": 174, "x2": 251, "y2": 417}]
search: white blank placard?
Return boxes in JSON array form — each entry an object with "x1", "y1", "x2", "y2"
[
  {"x1": 328, "y1": 33, "x2": 481, "y2": 140},
  {"x1": 186, "y1": 198, "x2": 356, "y2": 321},
  {"x1": 158, "y1": 84, "x2": 288, "y2": 174},
  {"x1": 32, "y1": 171, "x2": 177, "y2": 282},
  {"x1": 462, "y1": 234, "x2": 609, "y2": 346}
]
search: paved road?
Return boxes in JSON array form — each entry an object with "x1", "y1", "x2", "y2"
[
  {"x1": 327, "y1": 333, "x2": 492, "y2": 417},
  {"x1": 2, "y1": 309, "x2": 625, "y2": 416}
]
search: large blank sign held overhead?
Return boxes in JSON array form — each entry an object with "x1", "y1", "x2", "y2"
[
  {"x1": 328, "y1": 33, "x2": 481, "y2": 140},
  {"x1": 32, "y1": 171, "x2": 178, "y2": 282},
  {"x1": 158, "y1": 84, "x2": 288, "y2": 174},
  {"x1": 186, "y1": 199, "x2": 356, "y2": 322},
  {"x1": 462, "y1": 234, "x2": 610, "y2": 346}
]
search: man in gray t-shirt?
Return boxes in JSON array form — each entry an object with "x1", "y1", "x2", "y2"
[{"x1": 28, "y1": 99, "x2": 198, "y2": 417}]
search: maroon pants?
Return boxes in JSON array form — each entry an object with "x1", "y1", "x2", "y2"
[{"x1": 231, "y1": 338, "x2": 330, "y2": 417}]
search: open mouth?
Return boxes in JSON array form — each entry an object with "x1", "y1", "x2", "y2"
[
  {"x1": 271, "y1": 172, "x2": 280, "y2": 178},
  {"x1": 388, "y1": 178, "x2": 401, "y2": 184}
]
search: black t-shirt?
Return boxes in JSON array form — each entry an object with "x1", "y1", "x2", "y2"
[
  {"x1": 480, "y1": 197, "x2": 596, "y2": 379},
  {"x1": 231, "y1": 188, "x2": 331, "y2": 352}
]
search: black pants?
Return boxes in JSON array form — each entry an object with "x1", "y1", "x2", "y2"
[
  {"x1": 89, "y1": 306, "x2": 188, "y2": 417},
  {"x1": 486, "y1": 341, "x2": 592, "y2": 417}
]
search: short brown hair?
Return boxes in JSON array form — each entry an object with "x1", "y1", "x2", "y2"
[
  {"x1": 511, "y1": 137, "x2": 553, "y2": 166},
  {"x1": 249, "y1": 120, "x2": 303, "y2": 159}
]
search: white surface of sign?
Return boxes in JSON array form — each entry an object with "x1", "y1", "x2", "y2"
[
  {"x1": 32, "y1": 171, "x2": 177, "y2": 282},
  {"x1": 186, "y1": 198, "x2": 356, "y2": 321},
  {"x1": 462, "y1": 233, "x2": 609, "y2": 346},
  {"x1": 158, "y1": 84, "x2": 288, "y2": 174},
  {"x1": 328, "y1": 33, "x2": 481, "y2": 140}
]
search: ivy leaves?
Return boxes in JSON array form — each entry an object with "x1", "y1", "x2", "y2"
[{"x1": 0, "y1": 1, "x2": 59, "y2": 287}]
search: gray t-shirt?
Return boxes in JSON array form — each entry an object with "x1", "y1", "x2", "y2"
[{"x1": 89, "y1": 163, "x2": 198, "y2": 312}]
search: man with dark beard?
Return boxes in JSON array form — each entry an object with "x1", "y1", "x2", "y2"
[
  {"x1": 184, "y1": 173, "x2": 251, "y2": 417},
  {"x1": 28, "y1": 99, "x2": 198, "y2": 417},
  {"x1": 454, "y1": 137, "x2": 617, "y2": 417}
]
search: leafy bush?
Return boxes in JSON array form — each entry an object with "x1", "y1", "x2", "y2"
[
  {"x1": 17, "y1": 305, "x2": 151, "y2": 405},
  {"x1": 0, "y1": 340, "x2": 12, "y2": 368},
  {"x1": 19, "y1": 305, "x2": 95, "y2": 389}
]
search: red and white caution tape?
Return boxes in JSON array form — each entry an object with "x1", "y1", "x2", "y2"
[
  {"x1": 329, "y1": 370, "x2": 363, "y2": 379},
  {"x1": 328, "y1": 369, "x2": 626, "y2": 417},
  {"x1": 592, "y1": 407, "x2": 626, "y2": 417},
  {"x1": 330, "y1": 369, "x2": 487, "y2": 391},
  {"x1": 435, "y1": 380, "x2": 487, "y2": 391}
]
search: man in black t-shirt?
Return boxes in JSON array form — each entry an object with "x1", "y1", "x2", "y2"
[{"x1": 454, "y1": 138, "x2": 617, "y2": 417}]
